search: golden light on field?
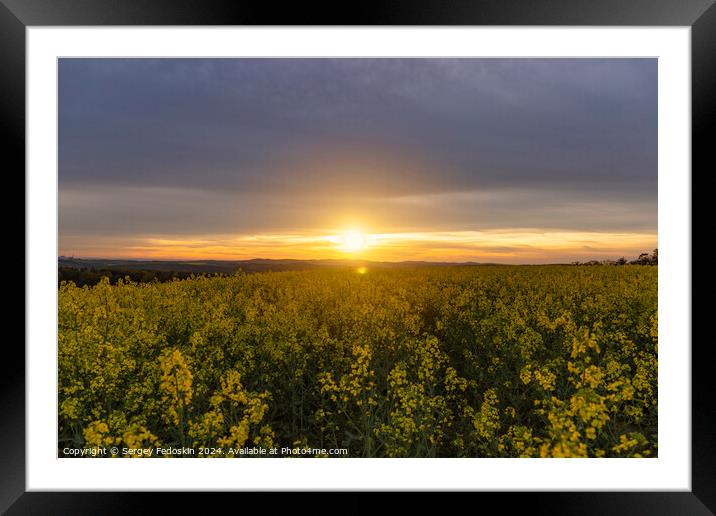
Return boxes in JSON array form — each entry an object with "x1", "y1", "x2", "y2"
[{"x1": 357, "y1": 266, "x2": 368, "y2": 274}]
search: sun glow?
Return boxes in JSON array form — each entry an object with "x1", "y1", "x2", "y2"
[{"x1": 339, "y1": 230, "x2": 368, "y2": 252}]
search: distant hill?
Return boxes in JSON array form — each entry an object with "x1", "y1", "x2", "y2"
[{"x1": 58, "y1": 256, "x2": 487, "y2": 275}]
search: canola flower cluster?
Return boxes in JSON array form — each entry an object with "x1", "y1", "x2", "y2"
[{"x1": 58, "y1": 265, "x2": 657, "y2": 458}]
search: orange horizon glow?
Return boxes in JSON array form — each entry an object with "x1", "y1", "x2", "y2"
[{"x1": 59, "y1": 228, "x2": 658, "y2": 265}]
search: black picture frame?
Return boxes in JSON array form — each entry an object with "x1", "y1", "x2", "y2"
[{"x1": 5, "y1": 0, "x2": 712, "y2": 512}]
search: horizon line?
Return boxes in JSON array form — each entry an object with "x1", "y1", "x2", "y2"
[{"x1": 57, "y1": 255, "x2": 635, "y2": 266}]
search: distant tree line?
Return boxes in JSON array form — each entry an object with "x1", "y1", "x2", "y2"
[
  {"x1": 572, "y1": 249, "x2": 658, "y2": 266},
  {"x1": 58, "y1": 267, "x2": 227, "y2": 287}
]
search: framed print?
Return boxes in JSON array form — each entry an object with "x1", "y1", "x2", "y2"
[{"x1": 6, "y1": 0, "x2": 713, "y2": 512}]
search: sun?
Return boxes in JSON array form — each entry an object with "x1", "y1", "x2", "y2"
[{"x1": 340, "y1": 230, "x2": 368, "y2": 252}]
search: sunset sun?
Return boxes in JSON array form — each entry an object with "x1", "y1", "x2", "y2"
[{"x1": 340, "y1": 230, "x2": 368, "y2": 252}]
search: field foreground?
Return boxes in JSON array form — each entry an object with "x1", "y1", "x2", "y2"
[{"x1": 59, "y1": 265, "x2": 657, "y2": 458}]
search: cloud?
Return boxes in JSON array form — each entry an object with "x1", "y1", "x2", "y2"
[
  {"x1": 58, "y1": 58, "x2": 657, "y2": 260},
  {"x1": 59, "y1": 185, "x2": 656, "y2": 237}
]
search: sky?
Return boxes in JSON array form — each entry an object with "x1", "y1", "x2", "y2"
[{"x1": 58, "y1": 58, "x2": 657, "y2": 263}]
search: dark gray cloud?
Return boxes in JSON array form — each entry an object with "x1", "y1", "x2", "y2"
[{"x1": 58, "y1": 58, "x2": 657, "y2": 254}]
